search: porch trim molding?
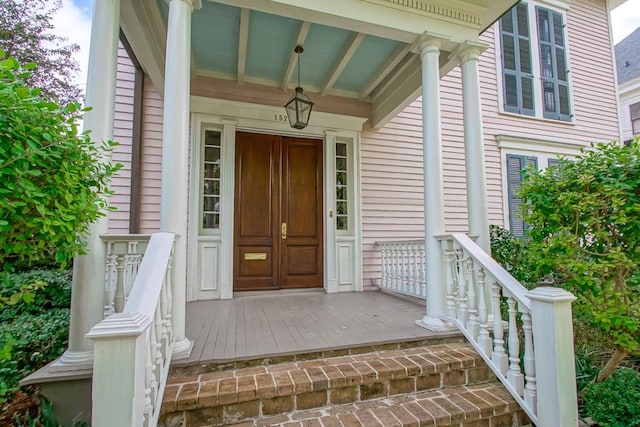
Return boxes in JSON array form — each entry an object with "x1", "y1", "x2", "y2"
[{"x1": 188, "y1": 98, "x2": 366, "y2": 301}]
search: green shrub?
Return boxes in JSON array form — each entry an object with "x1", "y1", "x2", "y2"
[
  {"x1": 0, "y1": 269, "x2": 70, "y2": 321},
  {"x1": 0, "y1": 309, "x2": 69, "y2": 400},
  {"x1": 582, "y1": 368, "x2": 640, "y2": 426},
  {"x1": 489, "y1": 225, "x2": 537, "y2": 286}
]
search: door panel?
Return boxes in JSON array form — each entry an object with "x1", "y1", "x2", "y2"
[{"x1": 234, "y1": 132, "x2": 323, "y2": 291}]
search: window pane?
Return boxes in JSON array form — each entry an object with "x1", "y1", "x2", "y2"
[
  {"x1": 632, "y1": 118, "x2": 640, "y2": 135},
  {"x1": 336, "y1": 186, "x2": 346, "y2": 200},
  {"x1": 336, "y1": 157, "x2": 346, "y2": 171},
  {"x1": 202, "y1": 130, "x2": 222, "y2": 229},
  {"x1": 543, "y1": 81, "x2": 556, "y2": 113},
  {"x1": 540, "y1": 44, "x2": 553, "y2": 78},
  {"x1": 337, "y1": 216, "x2": 348, "y2": 230},
  {"x1": 630, "y1": 102, "x2": 640, "y2": 120},
  {"x1": 337, "y1": 201, "x2": 348, "y2": 215},
  {"x1": 336, "y1": 171, "x2": 347, "y2": 186},
  {"x1": 336, "y1": 143, "x2": 347, "y2": 157},
  {"x1": 537, "y1": 8, "x2": 550, "y2": 42}
]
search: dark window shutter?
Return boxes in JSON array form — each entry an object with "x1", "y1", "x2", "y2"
[
  {"x1": 507, "y1": 154, "x2": 538, "y2": 237},
  {"x1": 536, "y1": 7, "x2": 571, "y2": 121},
  {"x1": 547, "y1": 158, "x2": 560, "y2": 168},
  {"x1": 500, "y1": 4, "x2": 535, "y2": 116}
]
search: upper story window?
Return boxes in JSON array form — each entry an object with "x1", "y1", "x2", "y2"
[
  {"x1": 499, "y1": 2, "x2": 571, "y2": 122},
  {"x1": 631, "y1": 102, "x2": 640, "y2": 135}
]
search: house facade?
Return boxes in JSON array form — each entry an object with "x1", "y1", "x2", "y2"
[
  {"x1": 109, "y1": 0, "x2": 621, "y2": 297},
  {"x1": 26, "y1": 0, "x2": 625, "y2": 425}
]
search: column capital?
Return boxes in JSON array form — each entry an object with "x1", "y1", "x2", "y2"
[
  {"x1": 165, "y1": 0, "x2": 202, "y2": 10},
  {"x1": 449, "y1": 40, "x2": 489, "y2": 64},
  {"x1": 413, "y1": 32, "x2": 450, "y2": 55}
]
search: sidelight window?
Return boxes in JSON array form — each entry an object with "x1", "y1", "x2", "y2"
[
  {"x1": 202, "y1": 130, "x2": 221, "y2": 229},
  {"x1": 336, "y1": 142, "x2": 349, "y2": 230}
]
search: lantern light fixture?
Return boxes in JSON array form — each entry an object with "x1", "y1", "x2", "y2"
[{"x1": 284, "y1": 45, "x2": 313, "y2": 130}]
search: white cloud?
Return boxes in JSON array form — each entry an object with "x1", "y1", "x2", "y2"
[
  {"x1": 50, "y1": 0, "x2": 92, "y2": 92},
  {"x1": 611, "y1": 0, "x2": 640, "y2": 44}
]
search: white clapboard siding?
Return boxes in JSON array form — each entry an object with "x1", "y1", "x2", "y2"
[{"x1": 108, "y1": 44, "x2": 134, "y2": 233}]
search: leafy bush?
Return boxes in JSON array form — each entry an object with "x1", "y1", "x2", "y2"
[
  {"x1": 489, "y1": 225, "x2": 536, "y2": 286},
  {"x1": 0, "y1": 51, "x2": 120, "y2": 273},
  {"x1": 0, "y1": 309, "x2": 69, "y2": 399},
  {"x1": 0, "y1": 270, "x2": 70, "y2": 321},
  {"x1": 582, "y1": 368, "x2": 640, "y2": 426},
  {"x1": 519, "y1": 139, "x2": 640, "y2": 380}
]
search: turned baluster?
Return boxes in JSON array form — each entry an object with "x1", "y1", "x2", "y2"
[
  {"x1": 419, "y1": 245, "x2": 426, "y2": 298},
  {"x1": 466, "y1": 258, "x2": 479, "y2": 339},
  {"x1": 381, "y1": 245, "x2": 388, "y2": 289},
  {"x1": 506, "y1": 294, "x2": 524, "y2": 395},
  {"x1": 143, "y1": 334, "x2": 154, "y2": 426},
  {"x1": 455, "y1": 248, "x2": 467, "y2": 323},
  {"x1": 477, "y1": 269, "x2": 492, "y2": 355},
  {"x1": 113, "y1": 253, "x2": 126, "y2": 313},
  {"x1": 103, "y1": 242, "x2": 117, "y2": 317},
  {"x1": 442, "y1": 240, "x2": 456, "y2": 318},
  {"x1": 522, "y1": 310, "x2": 537, "y2": 413},
  {"x1": 491, "y1": 282, "x2": 508, "y2": 375}
]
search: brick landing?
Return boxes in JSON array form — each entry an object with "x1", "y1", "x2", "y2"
[{"x1": 160, "y1": 343, "x2": 529, "y2": 427}]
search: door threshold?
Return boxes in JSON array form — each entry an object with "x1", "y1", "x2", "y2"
[{"x1": 233, "y1": 288, "x2": 325, "y2": 299}]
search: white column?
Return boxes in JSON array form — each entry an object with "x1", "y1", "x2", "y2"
[
  {"x1": 161, "y1": 0, "x2": 200, "y2": 358},
  {"x1": 58, "y1": 0, "x2": 121, "y2": 366},
  {"x1": 458, "y1": 43, "x2": 491, "y2": 253},
  {"x1": 527, "y1": 287, "x2": 579, "y2": 427},
  {"x1": 415, "y1": 37, "x2": 452, "y2": 331}
]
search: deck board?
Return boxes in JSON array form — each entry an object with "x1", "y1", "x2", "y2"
[{"x1": 176, "y1": 290, "x2": 456, "y2": 366}]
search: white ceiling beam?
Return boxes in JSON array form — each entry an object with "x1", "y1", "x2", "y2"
[
  {"x1": 321, "y1": 32, "x2": 365, "y2": 96},
  {"x1": 237, "y1": 8, "x2": 251, "y2": 84},
  {"x1": 281, "y1": 21, "x2": 311, "y2": 91},
  {"x1": 358, "y1": 42, "x2": 413, "y2": 100}
]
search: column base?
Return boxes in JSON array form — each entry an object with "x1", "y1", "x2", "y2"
[
  {"x1": 172, "y1": 336, "x2": 193, "y2": 360},
  {"x1": 51, "y1": 349, "x2": 94, "y2": 372},
  {"x1": 416, "y1": 316, "x2": 458, "y2": 332}
]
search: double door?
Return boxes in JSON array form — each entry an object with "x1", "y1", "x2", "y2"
[{"x1": 233, "y1": 132, "x2": 323, "y2": 291}]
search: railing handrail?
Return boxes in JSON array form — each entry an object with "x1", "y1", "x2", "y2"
[
  {"x1": 124, "y1": 232, "x2": 174, "y2": 320},
  {"x1": 101, "y1": 234, "x2": 152, "y2": 243},
  {"x1": 375, "y1": 239, "x2": 424, "y2": 246},
  {"x1": 448, "y1": 233, "x2": 530, "y2": 309}
]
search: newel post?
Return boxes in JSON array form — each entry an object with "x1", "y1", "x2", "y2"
[
  {"x1": 87, "y1": 313, "x2": 151, "y2": 427},
  {"x1": 527, "y1": 287, "x2": 578, "y2": 427}
]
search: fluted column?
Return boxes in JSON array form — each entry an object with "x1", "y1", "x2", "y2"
[
  {"x1": 161, "y1": 0, "x2": 201, "y2": 358},
  {"x1": 58, "y1": 0, "x2": 121, "y2": 366},
  {"x1": 415, "y1": 36, "x2": 451, "y2": 331},
  {"x1": 458, "y1": 42, "x2": 490, "y2": 253}
]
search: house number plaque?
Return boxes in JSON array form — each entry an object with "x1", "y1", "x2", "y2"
[{"x1": 244, "y1": 252, "x2": 267, "y2": 261}]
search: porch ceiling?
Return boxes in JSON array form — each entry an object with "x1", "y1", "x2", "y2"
[{"x1": 123, "y1": 0, "x2": 517, "y2": 127}]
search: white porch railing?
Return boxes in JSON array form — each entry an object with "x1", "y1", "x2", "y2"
[
  {"x1": 377, "y1": 240, "x2": 426, "y2": 299},
  {"x1": 101, "y1": 234, "x2": 151, "y2": 317},
  {"x1": 87, "y1": 232, "x2": 176, "y2": 427},
  {"x1": 377, "y1": 234, "x2": 579, "y2": 426}
]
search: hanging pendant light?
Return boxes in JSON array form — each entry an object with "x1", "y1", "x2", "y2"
[{"x1": 284, "y1": 45, "x2": 313, "y2": 130}]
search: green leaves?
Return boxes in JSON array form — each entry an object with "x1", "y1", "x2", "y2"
[
  {"x1": 519, "y1": 139, "x2": 640, "y2": 354},
  {"x1": 0, "y1": 53, "x2": 121, "y2": 273}
]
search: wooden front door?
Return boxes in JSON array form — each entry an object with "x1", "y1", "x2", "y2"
[{"x1": 233, "y1": 132, "x2": 323, "y2": 291}]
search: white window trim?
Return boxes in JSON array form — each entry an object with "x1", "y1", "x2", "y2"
[
  {"x1": 494, "y1": 0, "x2": 575, "y2": 123},
  {"x1": 498, "y1": 134, "x2": 584, "y2": 230}
]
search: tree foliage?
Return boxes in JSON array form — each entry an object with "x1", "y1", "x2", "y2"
[
  {"x1": 0, "y1": 52, "x2": 119, "y2": 273},
  {"x1": 0, "y1": 0, "x2": 81, "y2": 105},
  {"x1": 519, "y1": 139, "x2": 640, "y2": 379}
]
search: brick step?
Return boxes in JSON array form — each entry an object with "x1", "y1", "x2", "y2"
[
  {"x1": 224, "y1": 383, "x2": 531, "y2": 427},
  {"x1": 160, "y1": 343, "x2": 497, "y2": 426},
  {"x1": 170, "y1": 335, "x2": 465, "y2": 377}
]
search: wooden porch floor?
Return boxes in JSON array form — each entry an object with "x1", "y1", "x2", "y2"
[{"x1": 174, "y1": 290, "x2": 459, "y2": 367}]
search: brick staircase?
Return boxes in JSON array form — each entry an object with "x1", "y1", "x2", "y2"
[{"x1": 160, "y1": 340, "x2": 530, "y2": 426}]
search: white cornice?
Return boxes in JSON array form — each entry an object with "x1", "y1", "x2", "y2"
[
  {"x1": 362, "y1": 0, "x2": 485, "y2": 27},
  {"x1": 496, "y1": 134, "x2": 588, "y2": 155}
]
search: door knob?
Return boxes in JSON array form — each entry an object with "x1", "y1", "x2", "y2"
[{"x1": 281, "y1": 222, "x2": 287, "y2": 240}]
